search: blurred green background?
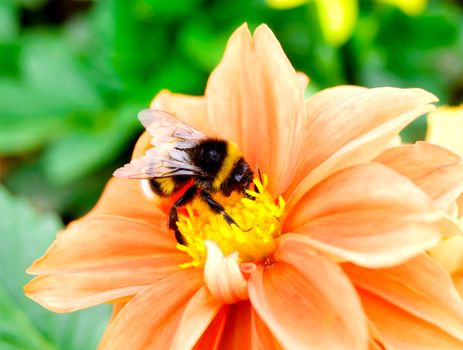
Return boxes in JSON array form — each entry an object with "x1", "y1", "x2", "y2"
[{"x1": 1, "y1": 0, "x2": 462, "y2": 348}]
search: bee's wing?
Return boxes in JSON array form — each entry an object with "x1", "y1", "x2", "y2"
[
  {"x1": 139, "y1": 109, "x2": 205, "y2": 149},
  {"x1": 113, "y1": 147, "x2": 202, "y2": 179},
  {"x1": 113, "y1": 109, "x2": 205, "y2": 179}
]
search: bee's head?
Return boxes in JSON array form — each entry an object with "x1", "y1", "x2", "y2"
[{"x1": 222, "y1": 159, "x2": 254, "y2": 197}]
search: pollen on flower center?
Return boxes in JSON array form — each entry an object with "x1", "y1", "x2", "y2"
[{"x1": 176, "y1": 174, "x2": 286, "y2": 268}]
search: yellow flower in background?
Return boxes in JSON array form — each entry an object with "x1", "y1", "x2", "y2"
[
  {"x1": 430, "y1": 234, "x2": 463, "y2": 297},
  {"x1": 427, "y1": 104, "x2": 463, "y2": 157},
  {"x1": 267, "y1": 0, "x2": 308, "y2": 9},
  {"x1": 266, "y1": 0, "x2": 357, "y2": 46},
  {"x1": 316, "y1": 0, "x2": 357, "y2": 47},
  {"x1": 267, "y1": 0, "x2": 428, "y2": 46},
  {"x1": 376, "y1": 0, "x2": 427, "y2": 16},
  {"x1": 426, "y1": 104, "x2": 463, "y2": 298}
]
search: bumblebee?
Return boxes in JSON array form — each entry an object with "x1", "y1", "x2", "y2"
[{"x1": 114, "y1": 109, "x2": 254, "y2": 244}]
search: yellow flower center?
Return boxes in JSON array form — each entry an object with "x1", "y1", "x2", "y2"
[{"x1": 176, "y1": 174, "x2": 286, "y2": 268}]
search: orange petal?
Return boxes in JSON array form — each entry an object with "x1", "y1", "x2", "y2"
[
  {"x1": 109, "y1": 302, "x2": 127, "y2": 323},
  {"x1": 193, "y1": 306, "x2": 229, "y2": 350},
  {"x1": 251, "y1": 307, "x2": 282, "y2": 350},
  {"x1": 25, "y1": 274, "x2": 142, "y2": 313},
  {"x1": 453, "y1": 274, "x2": 463, "y2": 300},
  {"x1": 368, "y1": 321, "x2": 389, "y2": 350},
  {"x1": 285, "y1": 163, "x2": 441, "y2": 267},
  {"x1": 302, "y1": 86, "x2": 434, "y2": 172},
  {"x1": 287, "y1": 87, "x2": 437, "y2": 206},
  {"x1": 27, "y1": 215, "x2": 182, "y2": 273},
  {"x1": 205, "y1": 24, "x2": 307, "y2": 195},
  {"x1": 248, "y1": 235, "x2": 368, "y2": 350},
  {"x1": 344, "y1": 253, "x2": 463, "y2": 340},
  {"x1": 193, "y1": 302, "x2": 281, "y2": 350},
  {"x1": 150, "y1": 89, "x2": 207, "y2": 132},
  {"x1": 25, "y1": 215, "x2": 185, "y2": 312},
  {"x1": 217, "y1": 301, "x2": 282, "y2": 350},
  {"x1": 98, "y1": 269, "x2": 203, "y2": 349},
  {"x1": 376, "y1": 142, "x2": 463, "y2": 209},
  {"x1": 88, "y1": 177, "x2": 166, "y2": 226},
  {"x1": 359, "y1": 289, "x2": 463, "y2": 350},
  {"x1": 170, "y1": 286, "x2": 224, "y2": 350},
  {"x1": 131, "y1": 130, "x2": 152, "y2": 158},
  {"x1": 218, "y1": 301, "x2": 253, "y2": 349},
  {"x1": 458, "y1": 195, "x2": 463, "y2": 216}
]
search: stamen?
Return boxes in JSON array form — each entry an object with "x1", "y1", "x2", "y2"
[{"x1": 176, "y1": 175, "x2": 285, "y2": 268}]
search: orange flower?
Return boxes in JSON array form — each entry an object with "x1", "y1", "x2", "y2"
[{"x1": 25, "y1": 24, "x2": 463, "y2": 349}]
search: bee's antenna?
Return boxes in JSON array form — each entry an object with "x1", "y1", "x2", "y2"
[
  {"x1": 254, "y1": 167, "x2": 263, "y2": 194},
  {"x1": 257, "y1": 167, "x2": 263, "y2": 184}
]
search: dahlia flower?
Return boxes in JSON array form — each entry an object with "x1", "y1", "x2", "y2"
[{"x1": 25, "y1": 24, "x2": 463, "y2": 349}]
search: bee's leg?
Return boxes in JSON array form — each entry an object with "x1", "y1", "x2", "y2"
[
  {"x1": 200, "y1": 191, "x2": 240, "y2": 228},
  {"x1": 169, "y1": 185, "x2": 197, "y2": 244}
]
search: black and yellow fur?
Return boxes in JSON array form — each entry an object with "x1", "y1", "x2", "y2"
[{"x1": 149, "y1": 139, "x2": 254, "y2": 244}]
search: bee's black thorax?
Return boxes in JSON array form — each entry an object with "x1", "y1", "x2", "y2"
[
  {"x1": 190, "y1": 139, "x2": 228, "y2": 173},
  {"x1": 189, "y1": 139, "x2": 228, "y2": 190}
]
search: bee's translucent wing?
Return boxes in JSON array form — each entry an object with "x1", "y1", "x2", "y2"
[
  {"x1": 113, "y1": 109, "x2": 205, "y2": 179},
  {"x1": 139, "y1": 109, "x2": 205, "y2": 149},
  {"x1": 113, "y1": 148, "x2": 202, "y2": 179}
]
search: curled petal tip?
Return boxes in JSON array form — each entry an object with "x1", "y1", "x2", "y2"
[
  {"x1": 240, "y1": 262, "x2": 257, "y2": 279},
  {"x1": 204, "y1": 240, "x2": 248, "y2": 304}
]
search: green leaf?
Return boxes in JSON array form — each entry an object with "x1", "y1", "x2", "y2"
[
  {"x1": 0, "y1": 32, "x2": 105, "y2": 156},
  {"x1": 0, "y1": 286, "x2": 55, "y2": 350},
  {"x1": 0, "y1": 185, "x2": 110, "y2": 349},
  {"x1": 0, "y1": 42, "x2": 21, "y2": 78},
  {"x1": 148, "y1": 57, "x2": 206, "y2": 94},
  {"x1": 0, "y1": 33, "x2": 103, "y2": 120},
  {"x1": 376, "y1": 9, "x2": 458, "y2": 50},
  {"x1": 0, "y1": 96, "x2": 68, "y2": 155},
  {"x1": 400, "y1": 115, "x2": 427, "y2": 143},
  {"x1": 0, "y1": 2, "x2": 18, "y2": 41},
  {"x1": 353, "y1": 3, "x2": 463, "y2": 105},
  {"x1": 11, "y1": 0, "x2": 48, "y2": 10},
  {"x1": 177, "y1": 21, "x2": 229, "y2": 72},
  {"x1": 21, "y1": 33, "x2": 103, "y2": 114},
  {"x1": 4, "y1": 158, "x2": 114, "y2": 218},
  {"x1": 140, "y1": 0, "x2": 202, "y2": 19},
  {"x1": 41, "y1": 105, "x2": 142, "y2": 186},
  {"x1": 0, "y1": 186, "x2": 63, "y2": 298}
]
